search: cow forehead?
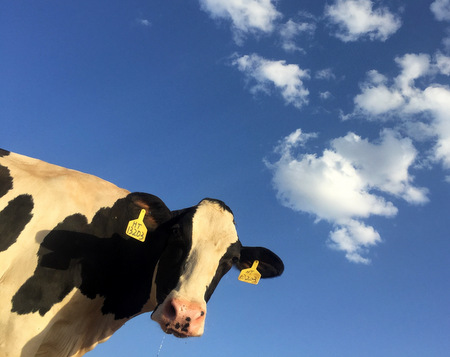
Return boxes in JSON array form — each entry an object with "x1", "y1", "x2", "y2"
[{"x1": 191, "y1": 200, "x2": 238, "y2": 249}]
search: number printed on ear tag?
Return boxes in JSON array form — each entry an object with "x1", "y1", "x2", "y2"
[
  {"x1": 126, "y1": 209, "x2": 147, "y2": 242},
  {"x1": 238, "y1": 260, "x2": 261, "y2": 285}
]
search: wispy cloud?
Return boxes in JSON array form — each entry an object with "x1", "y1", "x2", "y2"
[
  {"x1": 266, "y1": 129, "x2": 427, "y2": 263},
  {"x1": 279, "y1": 19, "x2": 316, "y2": 53},
  {"x1": 315, "y1": 68, "x2": 336, "y2": 80},
  {"x1": 136, "y1": 18, "x2": 151, "y2": 27},
  {"x1": 325, "y1": 0, "x2": 401, "y2": 42},
  {"x1": 431, "y1": 0, "x2": 450, "y2": 21},
  {"x1": 199, "y1": 0, "x2": 281, "y2": 42},
  {"x1": 353, "y1": 52, "x2": 450, "y2": 168},
  {"x1": 232, "y1": 54, "x2": 310, "y2": 108},
  {"x1": 319, "y1": 91, "x2": 332, "y2": 100}
]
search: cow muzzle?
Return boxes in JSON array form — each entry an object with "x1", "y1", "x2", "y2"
[{"x1": 151, "y1": 297, "x2": 207, "y2": 338}]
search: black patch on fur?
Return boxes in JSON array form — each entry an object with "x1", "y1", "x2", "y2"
[
  {"x1": 204, "y1": 241, "x2": 241, "y2": 302},
  {"x1": 12, "y1": 193, "x2": 172, "y2": 320},
  {"x1": 154, "y1": 209, "x2": 194, "y2": 304},
  {"x1": 0, "y1": 164, "x2": 13, "y2": 199},
  {"x1": 0, "y1": 149, "x2": 10, "y2": 158},
  {"x1": 0, "y1": 194, "x2": 34, "y2": 252}
]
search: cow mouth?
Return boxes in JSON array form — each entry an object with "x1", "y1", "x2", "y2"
[
  {"x1": 163, "y1": 320, "x2": 192, "y2": 338},
  {"x1": 164, "y1": 327, "x2": 189, "y2": 338}
]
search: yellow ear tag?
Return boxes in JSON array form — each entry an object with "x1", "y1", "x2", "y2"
[
  {"x1": 126, "y1": 209, "x2": 147, "y2": 242},
  {"x1": 238, "y1": 260, "x2": 261, "y2": 285}
]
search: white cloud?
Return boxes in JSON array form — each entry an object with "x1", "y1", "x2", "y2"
[
  {"x1": 394, "y1": 54, "x2": 431, "y2": 95},
  {"x1": 275, "y1": 129, "x2": 318, "y2": 152},
  {"x1": 319, "y1": 91, "x2": 332, "y2": 100},
  {"x1": 266, "y1": 128, "x2": 426, "y2": 263},
  {"x1": 436, "y1": 52, "x2": 450, "y2": 74},
  {"x1": 325, "y1": 0, "x2": 401, "y2": 42},
  {"x1": 199, "y1": 0, "x2": 281, "y2": 41},
  {"x1": 431, "y1": 0, "x2": 450, "y2": 21},
  {"x1": 138, "y1": 19, "x2": 151, "y2": 26},
  {"x1": 422, "y1": 86, "x2": 450, "y2": 167},
  {"x1": 328, "y1": 220, "x2": 381, "y2": 264},
  {"x1": 232, "y1": 54, "x2": 310, "y2": 108},
  {"x1": 353, "y1": 52, "x2": 450, "y2": 168},
  {"x1": 315, "y1": 68, "x2": 336, "y2": 80},
  {"x1": 331, "y1": 131, "x2": 428, "y2": 204},
  {"x1": 443, "y1": 34, "x2": 450, "y2": 52},
  {"x1": 279, "y1": 19, "x2": 316, "y2": 53},
  {"x1": 135, "y1": 18, "x2": 151, "y2": 27},
  {"x1": 355, "y1": 79, "x2": 404, "y2": 115}
]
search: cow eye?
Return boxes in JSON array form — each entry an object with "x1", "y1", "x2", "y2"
[
  {"x1": 232, "y1": 256, "x2": 239, "y2": 264},
  {"x1": 171, "y1": 224, "x2": 181, "y2": 235}
]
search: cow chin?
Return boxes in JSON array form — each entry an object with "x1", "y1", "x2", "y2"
[{"x1": 151, "y1": 296, "x2": 207, "y2": 338}]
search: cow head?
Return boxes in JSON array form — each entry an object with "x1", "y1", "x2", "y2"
[{"x1": 147, "y1": 197, "x2": 284, "y2": 338}]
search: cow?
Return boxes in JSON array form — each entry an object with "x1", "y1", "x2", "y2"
[{"x1": 0, "y1": 149, "x2": 284, "y2": 357}]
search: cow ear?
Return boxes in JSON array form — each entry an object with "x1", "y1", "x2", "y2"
[
  {"x1": 128, "y1": 193, "x2": 172, "y2": 231},
  {"x1": 237, "y1": 246, "x2": 284, "y2": 278}
]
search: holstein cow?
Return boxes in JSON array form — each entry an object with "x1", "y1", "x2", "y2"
[{"x1": 0, "y1": 149, "x2": 284, "y2": 357}]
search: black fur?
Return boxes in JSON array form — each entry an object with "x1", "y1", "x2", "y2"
[
  {"x1": 154, "y1": 209, "x2": 195, "y2": 304},
  {"x1": 0, "y1": 164, "x2": 13, "y2": 199},
  {"x1": 0, "y1": 194, "x2": 34, "y2": 252}
]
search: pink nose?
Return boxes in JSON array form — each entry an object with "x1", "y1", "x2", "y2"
[{"x1": 154, "y1": 298, "x2": 206, "y2": 337}]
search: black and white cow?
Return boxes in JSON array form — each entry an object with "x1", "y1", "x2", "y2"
[{"x1": 0, "y1": 149, "x2": 283, "y2": 357}]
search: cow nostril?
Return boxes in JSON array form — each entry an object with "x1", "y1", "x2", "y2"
[{"x1": 166, "y1": 301, "x2": 177, "y2": 319}]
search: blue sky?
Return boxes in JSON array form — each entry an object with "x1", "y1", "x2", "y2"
[{"x1": 1, "y1": 0, "x2": 450, "y2": 356}]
